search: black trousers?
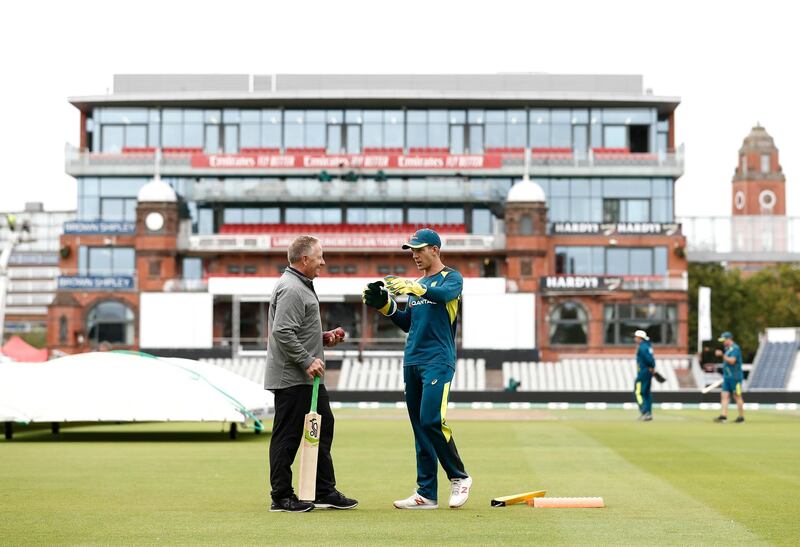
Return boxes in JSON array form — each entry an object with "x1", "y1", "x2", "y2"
[{"x1": 269, "y1": 383, "x2": 336, "y2": 501}]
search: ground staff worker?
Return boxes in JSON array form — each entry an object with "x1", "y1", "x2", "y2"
[
  {"x1": 634, "y1": 329, "x2": 655, "y2": 421},
  {"x1": 363, "y1": 228, "x2": 472, "y2": 510},
  {"x1": 265, "y1": 235, "x2": 357, "y2": 512},
  {"x1": 714, "y1": 331, "x2": 745, "y2": 423}
]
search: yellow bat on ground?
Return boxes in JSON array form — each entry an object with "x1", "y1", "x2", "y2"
[
  {"x1": 298, "y1": 376, "x2": 322, "y2": 501},
  {"x1": 490, "y1": 490, "x2": 547, "y2": 507}
]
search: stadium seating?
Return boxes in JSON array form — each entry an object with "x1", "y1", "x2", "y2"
[
  {"x1": 338, "y1": 357, "x2": 486, "y2": 391},
  {"x1": 748, "y1": 341, "x2": 800, "y2": 389},
  {"x1": 200, "y1": 357, "x2": 265, "y2": 384},
  {"x1": 501, "y1": 358, "x2": 684, "y2": 391},
  {"x1": 239, "y1": 147, "x2": 280, "y2": 154},
  {"x1": 219, "y1": 223, "x2": 467, "y2": 235}
]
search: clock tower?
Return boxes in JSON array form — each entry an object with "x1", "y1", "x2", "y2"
[
  {"x1": 135, "y1": 175, "x2": 180, "y2": 292},
  {"x1": 732, "y1": 124, "x2": 785, "y2": 216}
]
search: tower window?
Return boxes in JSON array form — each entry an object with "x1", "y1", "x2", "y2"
[{"x1": 761, "y1": 154, "x2": 770, "y2": 173}]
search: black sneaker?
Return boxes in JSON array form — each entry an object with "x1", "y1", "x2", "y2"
[
  {"x1": 270, "y1": 494, "x2": 314, "y2": 513},
  {"x1": 714, "y1": 415, "x2": 727, "y2": 423},
  {"x1": 314, "y1": 490, "x2": 358, "y2": 509},
  {"x1": 734, "y1": 416, "x2": 745, "y2": 423}
]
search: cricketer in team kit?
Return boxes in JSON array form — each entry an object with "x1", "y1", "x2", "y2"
[
  {"x1": 362, "y1": 228, "x2": 472, "y2": 509},
  {"x1": 714, "y1": 331, "x2": 745, "y2": 423}
]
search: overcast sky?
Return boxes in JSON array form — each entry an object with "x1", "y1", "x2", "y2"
[{"x1": 1, "y1": 0, "x2": 797, "y2": 217}]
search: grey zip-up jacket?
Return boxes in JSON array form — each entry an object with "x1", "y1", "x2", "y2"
[{"x1": 264, "y1": 267, "x2": 324, "y2": 390}]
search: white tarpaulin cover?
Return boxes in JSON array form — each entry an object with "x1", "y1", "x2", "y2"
[{"x1": 0, "y1": 352, "x2": 273, "y2": 424}]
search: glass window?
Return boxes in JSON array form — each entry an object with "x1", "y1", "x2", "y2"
[
  {"x1": 101, "y1": 126, "x2": 124, "y2": 152},
  {"x1": 519, "y1": 215, "x2": 533, "y2": 235},
  {"x1": 285, "y1": 208, "x2": 303, "y2": 223},
  {"x1": 241, "y1": 124, "x2": 260, "y2": 148},
  {"x1": 198, "y1": 208, "x2": 214, "y2": 234},
  {"x1": 428, "y1": 123, "x2": 448, "y2": 147},
  {"x1": 224, "y1": 125, "x2": 239, "y2": 153},
  {"x1": 224, "y1": 208, "x2": 243, "y2": 224},
  {"x1": 761, "y1": 154, "x2": 770, "y2": 173},
  {"x1": 347, "y1": 208, "x2": 365, "y2": 223},
  {"x1": 486, "y1": 123, "x2": 505, "y2": 148},
  {"x1": 284, "y1": 110, "x2": 304, "y2": 148},
  {"x1": 185, "y1": 123, "x2": 204, "y2": 147},
  {"x1": 606, "y1": 248, "x2": 628, "y2": 275},
  {"x1": 603, "y1": 126, "x2": 626, "y2": 148},
  {"x1": 549, "y1": 302, "x2": 588, "y2": 345},
  {"x1": 604, "y1": 303, "x2": 677, "y2": 345},
  {"x1": 162, "y1": 124, "x2": 182, "y2": 147},
  {"x1": 630, "y1": 249, "x2": 654, "y2": 275},
  {"x1": 261, "y1": 110, "x2": 282, "y2": 148},
  {"x1": 654, "y1": 247, "x2": 667, "y2": 275},
  {"x1": 87, "y1": 301, "x2": 135, "y2": 346},
  {"x1": 321, "y1": 208, "x2": 342, "y2": 224},
  {"x1": 384, "y1": 120, "x2": 404, "y2": 148},
  {"x1": 262, "y1": 208, "x2": 280, "y2": 224},
  {"x1": 346, "y1": 125, "x2": 361, "y2": 153},
  {"x1": 306, "y1": 122, "x2": 325, "y2": 148},
  {"x1": 530, "y1": 124, "x2": 550, "y2": 148},
  {"x1": 242, "y1": 209, "x2": 261, "y2": 223},
  {"x1": 182, "y1": 258, "x2": 203, "y2": 280},
  {"x1": 407, "y1": 123, "x2": 427, "y2": 148},
  {"x1": 125, "y1": 125, "x2": 147, "y2": 148},
  {"x1": 363, "y1": 123, "x2": 382, "y2": 148},
  {"x1": 551, "y1": 125, "x2": 571, "y2": 147}
]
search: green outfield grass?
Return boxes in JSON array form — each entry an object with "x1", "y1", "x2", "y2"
[{"x1": 2, "y1": 409, "x2": 799, "y2": 545}]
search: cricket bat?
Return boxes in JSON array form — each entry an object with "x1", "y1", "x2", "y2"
[
  {"x1": 490, "y1": 490, "x2": 547, "y2": 507},
  {"x1": 298, "y1": 376, "x2": 322, "y2": 501},
  {"x1": 701, "y1": 378, "x2": 723, "y2": 394}
]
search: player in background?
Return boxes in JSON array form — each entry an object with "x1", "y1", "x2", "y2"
[
  {"x1": 363, "y1": 228, "x2": 472, "y2": 510},
  {"x1": 634, "y1": 329, "x2": 655, "y2": 421},
  {"x1": 714, "y1": 331, "x2": 745, "y2": 423}
]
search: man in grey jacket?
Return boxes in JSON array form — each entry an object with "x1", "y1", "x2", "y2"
[{"x1": 266, "y1": 235, "x2": 358, "y2": 512}]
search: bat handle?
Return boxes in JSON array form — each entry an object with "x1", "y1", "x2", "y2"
[{"x1": 311, "y1": 376, "x2": 320, "y2": 413}]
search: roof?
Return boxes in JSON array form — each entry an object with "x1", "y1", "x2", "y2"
[
  {"x1": 68, "y1": 74, "x2": 681, "y2": 113},
  {"x1": 507, "y1": 179, "x2": 546, "y2": 203}
]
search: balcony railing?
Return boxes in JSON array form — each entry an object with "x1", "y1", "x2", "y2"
[
  {"x1": 181, "y1": 232, "x2": 505, "y2": 253},
  {"x1": 678, "y1": 216, "x2": 800, "y2": 259},
  {"x1": 65, "y1": 144, "x2": 684, "y2": 177}
]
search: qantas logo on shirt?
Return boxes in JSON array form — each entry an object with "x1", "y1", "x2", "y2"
[{"x1": 409, "y1": 298, "x2": 435, "y2": 307}]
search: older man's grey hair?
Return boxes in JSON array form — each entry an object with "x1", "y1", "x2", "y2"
[{"x1": 287, "y1": 235, "x2": 319, "y2": 264}]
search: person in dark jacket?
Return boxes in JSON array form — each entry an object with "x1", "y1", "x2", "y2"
[{"x1": 265, "y1": 235, "x2": 357, "y2": 513}]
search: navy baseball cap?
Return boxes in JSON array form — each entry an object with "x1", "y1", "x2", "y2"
[
  {"x1": 402, "y1": 228, "x2": 442, "y2": 250},
  {"x1": 718, "y1": 331, "x2": 733, "y2": 342}
]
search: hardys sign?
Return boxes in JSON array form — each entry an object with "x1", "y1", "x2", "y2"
[
  {"x1": 191, "y1": 153, "x2": 503, "y2": 170},
  {"x1": 540, "y1": 276, "x2": 622, "y2": 292},
  {"x1": 550, "y1": 222, "x2": 680, "y2": 236}
]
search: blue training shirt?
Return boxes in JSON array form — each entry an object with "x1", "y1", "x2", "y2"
[
  {"x1": 636, "y1": 340, "x2": 656, "y2": 376},
  {"x1": 389, "y1": 267, "x2": 462, "y2": 368},
  {"x1": 722, "y1": 342, "x2": 743, "y2": 381}
]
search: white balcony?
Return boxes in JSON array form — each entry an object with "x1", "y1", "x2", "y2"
[
  {"x1": 678, "y1": 216, "x2": 800, "y2": 261},
  {"x1": 182, "y1": 232, "x2": 505, "y2": 253},
  {"x1": 64, "y1": 144, "x2": 684, "y2": 178}
]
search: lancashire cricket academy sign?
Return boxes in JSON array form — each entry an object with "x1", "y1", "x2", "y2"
[
  {"x1": 191, "y1": 153, "x2": 503, "y2": 170},
  {"x1": 540, "y1": 275, "x2": 622, "y2": 292},
  {"x1": 550, "y1": 222, "x2": 680, "y2": 236}
]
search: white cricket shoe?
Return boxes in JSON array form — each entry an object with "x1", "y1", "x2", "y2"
[
  {"x1": 449, "y1": 476, "x2": 472, "y2": 508},
  {"x1": 393, "y1": 492, "x2": 438, "y2": 510}
]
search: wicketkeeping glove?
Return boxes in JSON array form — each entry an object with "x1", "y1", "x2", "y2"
[
  {"x1": 653, "y1": 371, "x2": 666, "y2": 384},
  {"x1": 384, "y1": 275, "x2": 427, "y2": 297},
  {"x1": 362, "y1": 281, "x2": 396, "y2": 316}
]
